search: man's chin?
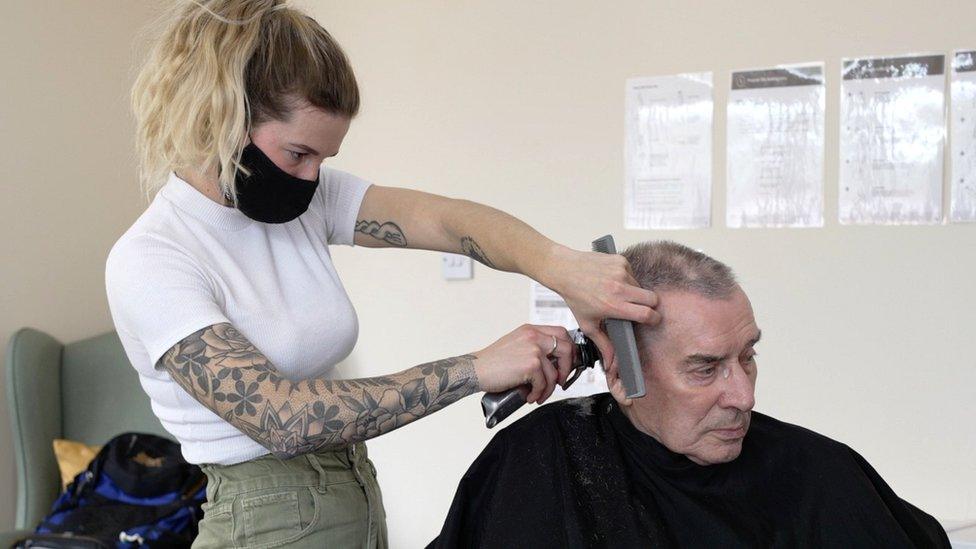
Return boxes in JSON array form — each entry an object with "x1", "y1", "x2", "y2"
[
  {"x1": 691, "y1": 439, "x2": 744, "y2": 466},
  {"x1": 715, "y1": 442, "x2": 744, "y2": 463}
]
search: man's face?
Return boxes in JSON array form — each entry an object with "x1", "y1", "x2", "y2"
[{"x1": 621, "y1": 287, "x2": 760, "y2": 465}]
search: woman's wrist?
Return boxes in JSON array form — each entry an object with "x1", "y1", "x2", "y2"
[
  {"x1": 453, "y1": 354, "x2": 482, "y2": 393},
  {"x1": 532, "y1": 242, "x2": 575, "y2": 293}
]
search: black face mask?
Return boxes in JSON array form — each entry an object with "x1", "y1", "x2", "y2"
[{"x1": 229, "y1": 143, "x2": 319, "y2": 224}]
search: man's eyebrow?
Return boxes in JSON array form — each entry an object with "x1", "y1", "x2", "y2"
[
  {"x1": 684, "y1": 331, "x2": 762, "y2": 365},
  {"x1": 685, "y1": 353, "x2": 724, "y2": 365}
]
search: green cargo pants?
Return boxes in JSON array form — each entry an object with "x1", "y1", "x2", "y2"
[{"x1": 192, "y1": 443, "x2": 387, "y2": 549}]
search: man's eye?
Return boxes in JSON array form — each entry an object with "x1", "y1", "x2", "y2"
[
  {"x1": 288, "y1": 151, "x2": 307, "y2": 160},
  {"x1": 699, "y1": 367, "x2": 716, "y2": 377}
]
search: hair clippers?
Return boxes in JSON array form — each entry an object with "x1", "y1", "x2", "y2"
[{"x1": 480, "y1": 329, "x2": 599, "y2": 428}]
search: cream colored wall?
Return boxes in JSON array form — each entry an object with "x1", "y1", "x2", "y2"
[
  {"x1": 312, "y1": 0, "x2": 976, "y2": 546},
  {"x1": 0, "y1": 0, "x2": 159, "y2": 531},
  {"x1": 2, "y1": 0, "x2": 974, "y2": 545}
]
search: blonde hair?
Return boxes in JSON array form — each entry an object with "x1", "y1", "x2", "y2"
[{"x1": 130, "y1": 0, "x2": 359, "y2": 200}]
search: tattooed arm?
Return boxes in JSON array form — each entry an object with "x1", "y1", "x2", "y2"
[
  {"x1": 159, "y1": 322, "x2": 573, "y2": 459},
  {"x1": 353, "y1": 185, "x2": 562, "y2": 281},
  {"x1": 351, "y1": 184, "x2": 660, "y2": 372},
  {"x1": 158, "y1": 323, "x2": 480, "y2": 459}
]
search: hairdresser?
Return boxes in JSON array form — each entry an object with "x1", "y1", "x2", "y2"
[{"x1": 105, "y1": 1, "x2": 658, "y2": 547}]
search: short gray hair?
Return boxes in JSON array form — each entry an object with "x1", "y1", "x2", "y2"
[{"x1": 621, "y1": 240, "x2": 737, "y2": 299}]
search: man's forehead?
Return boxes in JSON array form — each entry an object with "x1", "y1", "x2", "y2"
[{"x1": 654, "y1": 288, "x2": 759, "y2": 349}]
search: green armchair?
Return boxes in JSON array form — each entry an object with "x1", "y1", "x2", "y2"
[{"x1": 2, "y1": 328, "x2": 172, "y2": 546}]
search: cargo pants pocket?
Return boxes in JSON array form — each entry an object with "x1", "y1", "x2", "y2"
[{"x1": 238, "y1": 487, "x2": 319, "y2": 548}]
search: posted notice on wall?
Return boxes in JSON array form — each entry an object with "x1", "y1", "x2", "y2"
[
  {"x1": 951, "y1": 50, "x2": 976, "y2": 222},
  {"x1": 529, "y1": 282, "x2": 608, "y2": 399},
  {"x1": 624, "y1": 73, "x2": 713, "y2": 229},
  {"x1": 839, "y1": 54, "x2": 945, "y2": 225},
  {"x1": 727, "y1": 63, "x2": 825, "y2": 228}
]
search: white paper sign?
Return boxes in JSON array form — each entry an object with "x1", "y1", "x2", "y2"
[
  {"x1": 727, "y1": 63, "x2": 825, "y2": 228},
  {"x1": 529, "y1": 282, "x2": 608, "y2": 399},
  {"x1": 839, "y1": 54, "x2": 945, "y2": 225},
  {"x1": 625, "y1": 73, "x2": 713, "y2": 229},
  {"x1": 951, "y1": 50, "x2": 976, "y2": 223}
]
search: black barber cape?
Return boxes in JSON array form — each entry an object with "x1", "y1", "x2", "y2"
[{"x1": 429, "y1": 393, "x2": 948, "y2": 548}]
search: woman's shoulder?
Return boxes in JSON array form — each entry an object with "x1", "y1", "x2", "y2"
[
  {"x1": 105, "y1": 204, "x2": 210, "y2": 298},
  {"x1": 315, "y1": 165, "x2": 373, "y2": 201},
  {"x1": 108, "y1": 212, "x2": 191, "y2": 271},
  {"x1": 107, "y1": 180, "x2": 212, "y2": 271}
]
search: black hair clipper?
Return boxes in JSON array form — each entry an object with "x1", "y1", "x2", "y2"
[{"x1": 480, "y1": 329, "x2": 600, "y2": 428}]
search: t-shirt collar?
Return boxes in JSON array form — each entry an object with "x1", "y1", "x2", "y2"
[{"x1": 160, "y1": 172, "x2": 253, "y2": 231}]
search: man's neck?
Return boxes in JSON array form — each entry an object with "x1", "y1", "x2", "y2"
[{"x1": 619, "y1": 404, "x2": 661, "y2": 441}]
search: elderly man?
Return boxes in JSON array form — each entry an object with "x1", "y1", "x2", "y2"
[{"x1": 429, "y1": 241, "x2": 949, "y2": 548}]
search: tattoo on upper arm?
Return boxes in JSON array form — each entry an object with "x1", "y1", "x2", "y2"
[
  {"x1": 460, "y1": 236, "x2": 495, "y2": 268},
  {"x1": 157, "y1": 323, "x2": 478, "y2": 458},
  {"x1": 355, "y1": 219, "x2": 408, "y2": 247}
]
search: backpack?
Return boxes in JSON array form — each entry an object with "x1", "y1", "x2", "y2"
[{"x1": 17, "y1": 433, "x2": 206, "y2": 549}]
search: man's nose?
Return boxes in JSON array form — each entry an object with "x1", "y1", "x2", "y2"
[{"x1": 720, "y1": 362, "x2": 756, "y2": 412}]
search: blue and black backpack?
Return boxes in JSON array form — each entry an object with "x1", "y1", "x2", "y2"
[{"x1": 18, "y1": 433, "x2": 206, "y2": 549}]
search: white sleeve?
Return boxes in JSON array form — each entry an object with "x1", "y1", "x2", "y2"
[
  {"x1": 105, "y1": 235, "x2": 230, "y2": 370},
  {"x1": 312, "y1": 165, "x2": 372, "y2": 246}
]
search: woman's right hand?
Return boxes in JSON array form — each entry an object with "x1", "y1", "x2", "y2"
[{"x1": 471, "y1": 324, "x2": 577, "y2": 405}]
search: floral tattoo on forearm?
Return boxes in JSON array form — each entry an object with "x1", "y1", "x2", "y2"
[{"x1": 157, "y1": 323, "x2": 479, "y2": 458}]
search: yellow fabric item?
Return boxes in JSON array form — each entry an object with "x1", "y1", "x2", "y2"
[{"x1": 52, "y1": 439, "x2": 101, "y2": 491}]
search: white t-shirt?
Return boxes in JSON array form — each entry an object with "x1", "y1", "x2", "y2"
[{"x1": 105, "y1": 166, "x2": 371, "y2": 465}]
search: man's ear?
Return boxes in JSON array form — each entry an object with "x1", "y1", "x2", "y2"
[{"x1": 604, "y1": 360, "x2": 633, "y2": 408}]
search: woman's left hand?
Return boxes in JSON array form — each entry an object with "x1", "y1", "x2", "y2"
[{"x1": 543, "y1": 245, "x2": 660, "y2": 374}]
